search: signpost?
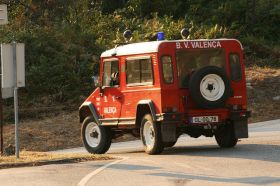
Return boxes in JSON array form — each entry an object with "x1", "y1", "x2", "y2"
[
  {"x1": 1, "y1": 43, "x2": 25, "y2": 158},
  {"x1": 1, "y1": 4, "x2": 26, "y2": 158},
  {"x1": 0, "y1": 76, "x2": 3, "y2": 156},
  {"x1": 0, "y1": 4, "x2": 8, "y2": 156}
]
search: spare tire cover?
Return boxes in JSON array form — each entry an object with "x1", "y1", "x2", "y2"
[{"x1": 189, "y1": 66, "x2": 230, "y2": 109}]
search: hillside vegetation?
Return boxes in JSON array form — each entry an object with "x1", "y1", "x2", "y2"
[{"x1": 0, "y1": 0, "x2": 279, "y2": 104}]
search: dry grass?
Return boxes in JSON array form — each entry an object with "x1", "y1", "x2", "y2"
[
  {"x1": 3, "y1": 110, "x2": 137, "y2": 152},
  {"x1": 0, "y1": 150, "x2": 113, "y2": 168},
  {"x1": 246, "y1": 66, "x2": 280, "y2": 123},
  {"x1": 3, "y1": 111, "x2": 82, "y2": 151}
]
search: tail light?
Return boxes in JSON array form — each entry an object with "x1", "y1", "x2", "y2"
[
  {"x1": 242, "y1": 104, "x2": 247, "y2": 110},
  {"x1": 232, "y1": 105, "x2": 242, "y2": 110},
  {"x1": 232, "y1": 104, "x2": 247, "y2": 110}
]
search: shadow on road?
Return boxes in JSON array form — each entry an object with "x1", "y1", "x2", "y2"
[
  {"x1": 106, "y1": 163, "x2": 160, "y2": 171},
  {"x1": 163, "y1": 143, "x2": 280, "y2": 163},
  {"x1": 90, "y1": 163, "x2": 161, "y2": 172},
  {"x1": 148, "y1": 172, "x2": 280, "y2": 185}
]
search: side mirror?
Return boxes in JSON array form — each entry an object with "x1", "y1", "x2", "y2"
[
  {"x1": 92, "y1": 75, "x2": 104, "y2": 96},
  {"x1": 92, "y1": 75, "x2": 101, "y2": 88}
]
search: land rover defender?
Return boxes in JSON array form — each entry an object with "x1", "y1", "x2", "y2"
[{"x1": 79, "y1": 30, "x2": 250, "y2": 154}]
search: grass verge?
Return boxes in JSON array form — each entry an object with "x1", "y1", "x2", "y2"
[{"x1": 0, "y1": 151, "x2": 113, "y2": 169}]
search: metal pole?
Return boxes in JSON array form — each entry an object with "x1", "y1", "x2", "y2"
[
  {"x1": 0, "y1": 74, "x2": 3, "y2": 156},
  {"x1": 12, "y1": 41, "x2": 19, "y2": 158}
]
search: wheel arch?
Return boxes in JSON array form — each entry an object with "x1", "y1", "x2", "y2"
[
  {"x1": 79, "y1": 102, "x2": 101, "y2": 125},
  {"x1": 135, "y1": 100, "x2": 157, "y2": 128}
]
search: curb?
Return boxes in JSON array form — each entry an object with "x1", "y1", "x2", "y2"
[{"x1": 0, "y1": 156, "x2": 113, "y2": 169}]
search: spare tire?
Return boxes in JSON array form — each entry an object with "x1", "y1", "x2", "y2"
[{"x1": 189, "y1": 66, "x2": 230, "y2": 109}]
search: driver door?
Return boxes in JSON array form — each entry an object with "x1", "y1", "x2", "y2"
[{"x1": 100, "y1": 59, "x2": 122, "y2": 125}]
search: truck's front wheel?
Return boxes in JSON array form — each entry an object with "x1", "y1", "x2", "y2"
[
  {"x1": 82, "y1": 116, "x2": 112, "y2": 154},
  {"x1": 215, "y1": 123, "x2": 237, "y2": 148},
  {"x1": 140, "y1": 114, "x2": 164, "y2": 155}
]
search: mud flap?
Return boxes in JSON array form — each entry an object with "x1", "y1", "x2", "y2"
[
  {"x1": 233, "y1": 119, "x2": 248, "y2": 138},
  {"x1": 161, "y1": 123, "x2": 177, "y2": 142}
]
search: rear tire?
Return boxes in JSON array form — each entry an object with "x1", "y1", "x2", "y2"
[
  {"x1": 164, "y1": 140, "x2": 177, "y2": 148},
  {"x1": 215, "y1": 123, "x2": 237, "y2": 148},
  {"x1": 81, "y1": 116, "x2": 112, "y2": 154},
  {"x1": 140, "y1": 114, "x2": 164, "y2": 155}
]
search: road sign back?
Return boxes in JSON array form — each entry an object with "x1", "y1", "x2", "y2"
[
  {"x1": 0, "y1": 4, "x2": 8, "y2": 25},
  {"x1": 1, "y1": 43, "x2": 25, "y2": 89}
]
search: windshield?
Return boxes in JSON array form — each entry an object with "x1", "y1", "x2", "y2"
[{"x1": 176, "y1": 48, "x2": 225, "y2": 88}]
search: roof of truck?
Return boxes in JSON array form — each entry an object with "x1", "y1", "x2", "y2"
[
  {"x1": 101, "y1": 41, "x2": 163, "y2": 58},
  {"x1": 100, "y1": 39, "x2": 243, "y2": 58}
]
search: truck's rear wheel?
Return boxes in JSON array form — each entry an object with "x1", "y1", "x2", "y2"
[
  {"x1": 215, "y1": 123, "x2": 237, "y2": 148},
  {"x1": 82, "y1": 116, "x2": 112, "y2": 154},
  {"x1": 164, "y1": 140, "x2": 177, "y2": 148},
  {"x1": 140, "y1": 114, "x2": 164, "y2": 155}
]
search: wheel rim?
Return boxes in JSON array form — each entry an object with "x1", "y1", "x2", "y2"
[
  {"x1": 143, "y1": 121, "x2": 155, "y2": 150},
  {"x1": 85, "y1": 122, "x2": 101, "y2": 148},
  {"x1": 200, "y1": 74, "x2": 225, "y2": 101}
]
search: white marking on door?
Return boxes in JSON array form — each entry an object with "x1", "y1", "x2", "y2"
[{"x1": 104, "y1": 107, "x2": 117, "y2": 114}]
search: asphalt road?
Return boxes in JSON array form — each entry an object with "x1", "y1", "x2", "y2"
[{"x1": 0, "y1": 119, "x2": 279, "y2": 186}]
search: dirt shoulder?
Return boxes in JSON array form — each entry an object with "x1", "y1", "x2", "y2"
[
  {"x1": 246, "y1": 66, "x2": 280, "y2": 123},
  {"x1": 3, "y1": 110, "x2": 136, "y2": 152},
  {"x1": 2, "y1": 67, "x2": 280, "y2": 152},
  {"x1": 0, "y1": 151, "x2": 113, "y2": 169}
]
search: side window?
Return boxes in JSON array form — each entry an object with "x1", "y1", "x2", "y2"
[
  {"x1": 126, "y1": 57, "x2": 153, "y2": 86},
  {"x1": 102, "y1": 60, "x2": 119, "y2": 86},
  {"x1": 161, "y1": 56, "x2": 174, "y2": 84},
  {"x1": 229, "y1": 54, "x2": 242, "y2": 81}
]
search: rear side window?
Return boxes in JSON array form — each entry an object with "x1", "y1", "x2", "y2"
[
  {"x1": 102, "y1": 60, "x2": 119, "y2": 86},
  {"x1": 126, "y1": 57, "x2": 153, "y2": 86},
  {"x1": 229, "y1": 54, "x2": 242, "y2": 81},
  {"x1": 161, "y1": 56, "x2": 174, "y2": 84}
]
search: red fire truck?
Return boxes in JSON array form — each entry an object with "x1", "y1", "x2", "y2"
[{"x1": 79, "y1": 30, "x2": 250, "y2": 154}]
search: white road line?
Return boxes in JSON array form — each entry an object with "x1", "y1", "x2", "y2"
[{"x1": 77, "y1": 157, "x2": 129, "y2": 186}]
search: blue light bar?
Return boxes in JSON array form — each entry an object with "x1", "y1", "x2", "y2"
[{"x1": 157, "y1": 32, "x2": 165, "y2": 41}]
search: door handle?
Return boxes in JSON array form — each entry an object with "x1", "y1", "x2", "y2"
[{"x1": 115, "y1": 96, "x2": 121, "y2": 99}]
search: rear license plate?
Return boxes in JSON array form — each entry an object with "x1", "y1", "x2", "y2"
[{"x1": 191, "y1": 116, "x2": 219, "y2": 123}]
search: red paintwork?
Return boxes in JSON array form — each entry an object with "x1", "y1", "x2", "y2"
[{"x1": 84, "y1": 39, "x2": 248, "y2": 126}]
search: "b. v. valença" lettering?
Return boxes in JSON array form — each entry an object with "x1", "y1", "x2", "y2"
[{"x1": 176, "y1": 41, "x2": 222, "y2": 49}]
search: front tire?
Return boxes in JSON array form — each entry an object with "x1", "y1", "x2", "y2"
[
  {"x1": 215, "y1": 123, "x2": 237, "y2": 148},
  {"x1": 81, "y1": 116, "x2": 112, "y2": 154},
  {"x1": 140, "y1": 114, "x2": 164, "y2": 155}
]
